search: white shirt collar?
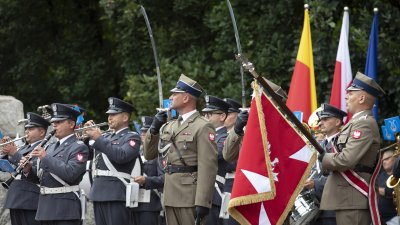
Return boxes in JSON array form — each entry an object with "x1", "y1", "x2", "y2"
[
  {"x1": 326, "y1": 132, "x2": 340, "y2": 144},
  {"x1": 29, "y1": 140, "x2": 42, "y2": 146},
  {"x1": 115, "y1": 127, "x2": 129, "y2": 135},
  {"x1": 352, "y1": 110, "x2": 366, "y2": 118},
  {"x1": 216, "y1": 126, "x2": 225, "y2": 131},
  {"x1": 58, "y1": 133, "x2": 75, "y2": 144},
  {"x1": 181, "y1": 110, "x2": 197, "y2": 123}
]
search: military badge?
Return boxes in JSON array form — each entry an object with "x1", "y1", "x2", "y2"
[
  {"x1": 52, "y1": 104, "x2": 57, "y2": 115},
  {"x1": 208, "y1": 132, "x2": 215, "y2": 141},
  {"x1": 76, "y1": 153, "x2": 84, "y2": 162},
  {"x1": 129, "y1": 139, "x2": 136, "y2": 147},
  {"x1": 352, "y1": 130, "x2": 362, "y2": 139}
]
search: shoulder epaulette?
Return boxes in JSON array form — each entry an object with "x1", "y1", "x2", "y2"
[
  {"x1": 358, "y1": 115, "x2": 368, "y2": 121},
  {"x1": 76, "y1": 140, "x2": 84, "y2": 145}
]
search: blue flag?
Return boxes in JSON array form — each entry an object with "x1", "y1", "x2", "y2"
[{"x1": 364, "y1": 10, "x2": 379, "y2": 120}]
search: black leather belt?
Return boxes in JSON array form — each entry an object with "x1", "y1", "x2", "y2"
[
  {"x1": 354, "y1": 164, "x2": 374, "y2": 174},
  {"x1": 165, "y1": 165, "x2": 197, "y2": 174}
]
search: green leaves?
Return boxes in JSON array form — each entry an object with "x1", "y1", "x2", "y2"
[{"x1": 0, "y1": 0, "x2": 398, "y2": 123}]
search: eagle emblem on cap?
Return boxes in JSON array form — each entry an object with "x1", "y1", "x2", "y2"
[
  {"x1": 52, "y1": 104, "x2": 57, "y2": 115},
  {"x1": 27, "y1": 114, "x2": 31, "y2": 120},
  {"x1": 205, "y1": 96, "x2": 209, "y2": 103},
  {"x1": 108, "y1": 98, "x2": 113, "y2": 105},
  {"x1": 141, "y1": 117, "x2": 146, "y2": 124}
]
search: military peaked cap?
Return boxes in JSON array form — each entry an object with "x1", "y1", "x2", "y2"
[
  {"x1": 50, "y1": 103, "x2": 81, "y2": 122},
  {"x1": 223, "y1": 98, "x2": 241, "y2": 113},
  {"x1": 170, "y1": 74, "x2": 204, "y2": 98},
  {"x1": 316, "y1": 103, "x2": 347, "y2": 120},
  {"x1": 25, "y1": 112, "x2": 50, "y2": 128},
  {"x1": 347, "y1": 72, "x2": 385, "y2": 97},
  {"x1": 106, "y1": 97, "x2": 134, "y2": 114}
]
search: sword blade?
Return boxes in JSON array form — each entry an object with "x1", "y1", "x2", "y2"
[{"x1": 140, "y1": 6, "x2": 163, "y2": 109}]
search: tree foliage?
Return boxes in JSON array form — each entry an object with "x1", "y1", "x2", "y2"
[{"x1": 0, "y1": 0, "x2": 398, "y2": 125}]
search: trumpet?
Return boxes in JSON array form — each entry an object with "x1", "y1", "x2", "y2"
[
  {"x1": 0, "y1": 136, "x2": 28, "y2": 147},
  {"x1": 74, "y1": 122, "x2": 108, "y2": 132}
]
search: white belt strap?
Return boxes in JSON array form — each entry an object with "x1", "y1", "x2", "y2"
[
  {"x1": 100, "y1": 153, "x2": 130, "y2": 185},
  {"x1": 214, "y1": 183, "x2": 223, "y2": 198},
  {"x1": 14, "y1": 174, "x2": 22, "y2": 180},
  {"x1": 40, "y1": 185, "x2": 80, "y2": 195},
  {"x1": 216, "y1": 174, "x2": 226, "y2": 184},
  {"x1": 93, "y1": 169, "x2": 132, "y2": 180},
  {"x1": 49, "y1": 172, "x2": 80, "y2": 199},
  {"x1": 225, "y1": 172, "x2": 235, "y2": 179}
]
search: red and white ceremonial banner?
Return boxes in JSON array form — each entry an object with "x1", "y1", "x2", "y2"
[
  {"x1": 330, "y1": 8, "x2": 352, "y2": 122},
  {"x1": 228, "y1": 83, "x2": 317, "y2": 225}
]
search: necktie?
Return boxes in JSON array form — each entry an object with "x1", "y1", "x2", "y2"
[
  {"x1": 177, "y1": 116, "x2": 183, "y2": 126},
  {"x1": 54, "y1": 141, "x2": 60, "y2": 150}
]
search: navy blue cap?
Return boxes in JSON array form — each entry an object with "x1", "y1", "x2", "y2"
[
  {"x1": 223, "y1": 98, "x2": 241, "y2": 113},
  {"x1": 347, "y1": 72, "x2": 385, "y2": 97},
  {"x1": 106, "y1": 97, "x2": 134, "y2": 114},
  {"x1": 170, "y1": 74, "x2": 204, "y2": 98},
  {"x1": 202, "y1": 95, "x2": 230, "y2": 113},
  {"x1": 25, "y1": 112, "x2": 50, "y2": 129},
  {"x1": 316, "y1": 103, "x2": 347, "y2": 120},
  {"x1": 50, "y1": 103, "x2": 81, "y2": 122},
  {"x1": 140, "y1": 116, "x2": 153, "y2": 131}
]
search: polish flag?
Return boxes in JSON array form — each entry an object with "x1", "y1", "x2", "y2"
[{"x1": 330, "y1": 7, "x2": 352, "y2": 121}]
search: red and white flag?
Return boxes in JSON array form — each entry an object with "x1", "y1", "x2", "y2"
[
  {"x1": 228, "y1": 83, "x2": 317, "y2": 225},
  {"x1": 330, "y1": 8, "x2": 352, "y2": 121}
]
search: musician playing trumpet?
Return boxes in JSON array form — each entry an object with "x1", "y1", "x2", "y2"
[
  {"x1": 1, "y1": 112, "x2": 50, "y2": 225},
  {"x1": 84, "y1": 97, "x2": 141, "y2": 225}
]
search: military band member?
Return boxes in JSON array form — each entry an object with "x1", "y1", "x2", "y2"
[
  {"x1": 222, "y1": 98, "x2": 241, "y2": 131},
  {"x1": 320, "y1": 72, "x2": 385, "y2": 225},
  {"x1": 144, "y1": 74, "x2": 218, "y2": 225},
  {"x1": 377, "y1": 149, "x2": 399, "y2": 224},
  {"x1": 27, "y1": 103, "x2": 89, "y2": 225},
  {"x1": 84, "y1": 97, "x2": 140, "y2": 225},
  {"x1": 304, "y1": 103, "x2": 346, "y2": 225},
  {"x1": 202, "y1": 95, "x2": 231, "y2": 225},
  {"x1": 1, "y1": 112, "x2": 50, "y2": 225},
  {"x1": 221, "y1": 98, "x2": 241, "y2": 225},
  {"x1": 131, "y1": 116, "x2": 164, "y2": 225}
]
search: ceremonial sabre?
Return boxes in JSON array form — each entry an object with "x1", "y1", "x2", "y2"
[
  {"x1": 140, "y1": 6, "x2": 163, "y2": 109},
  {"x1": 226, "y1": 0, "x2": 246, "y2": 108}
]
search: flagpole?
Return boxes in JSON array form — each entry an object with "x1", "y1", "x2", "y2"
[{"x1": 236, "y1": 54, "x2": 324, "y2": 154}]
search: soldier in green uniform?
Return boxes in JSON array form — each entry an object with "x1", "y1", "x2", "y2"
[
  {"x1": 320, "y1": 72, "x2": 385, "y2": 225},
  {"x1": 143, "y1": 74, "x2": 218, "y2": 225}
]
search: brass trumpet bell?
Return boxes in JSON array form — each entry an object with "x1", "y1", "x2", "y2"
[{"x1": 387, "y1": 175, "x2": 400, "y2": 188}]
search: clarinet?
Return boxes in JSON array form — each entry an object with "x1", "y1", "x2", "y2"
[{"x1": 2, "y1": 130, "x2": 55, "y2": 189}]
